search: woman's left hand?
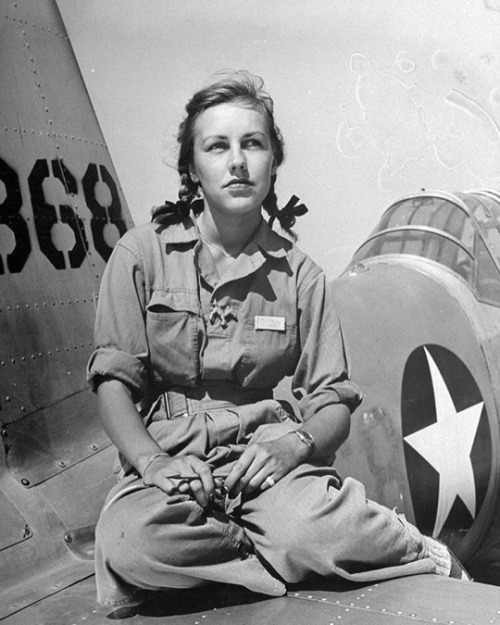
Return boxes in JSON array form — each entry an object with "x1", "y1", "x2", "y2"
[{"x1": 224, "y1": 431, "x2": 309, "y2": 498}]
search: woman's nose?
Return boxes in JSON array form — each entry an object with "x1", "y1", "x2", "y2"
[{"x1": 229, "y1": 149, "x2": 247, "y2": 174}]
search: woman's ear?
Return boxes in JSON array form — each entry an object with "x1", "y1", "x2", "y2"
[
  {"x1": 188, "y1": 163, "x2": 199, "y2": 184},
  {"x1": 271, "y1": 158, "x2": 278, "y2": 176}
]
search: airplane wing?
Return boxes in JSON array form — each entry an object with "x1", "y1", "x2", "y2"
[{"x1": 4, "y1": 574, "x2": 500, "y2": 624}]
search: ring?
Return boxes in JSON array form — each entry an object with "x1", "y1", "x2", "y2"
[{"x1": 262, "y1": 476, "x2": 276, "y2": 490}]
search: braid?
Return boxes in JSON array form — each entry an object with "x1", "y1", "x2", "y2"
[
  {"x1": 150, "y1": 199, "x2": 189, "y2": 225},
  {"x1": 263, "y1": 177, "x2": 308, "y2": 241},
  {"x1": 151, "y1": 172, "x2": 202, "y2": 225},
  {"x1": 262, "y1": 176, "x2": 280, "y2": 225},
  {"x1": 178, "y1": 172, "x2": 199, "y2": 205}
]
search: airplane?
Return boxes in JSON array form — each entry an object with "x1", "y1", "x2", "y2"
[
  {"x1": 331, "y1": 188, "x2": 500, "y2": 587},
  {"x1": 1, "y1": 1, "x2": 500, "y2": 624}
]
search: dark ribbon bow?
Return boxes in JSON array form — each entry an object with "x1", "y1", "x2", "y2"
[
  {"x1": 152, "y1": 198, "x2": 203, "y2": 224},
  {"x1": 269, "y1": 195, "x2": 308, "y2": 230}
]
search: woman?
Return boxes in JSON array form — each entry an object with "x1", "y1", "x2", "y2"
[{"x1": 87, "y1": 71, "x2": 469, "y2": 607}]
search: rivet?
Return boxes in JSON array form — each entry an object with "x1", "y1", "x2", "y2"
[
  {"x1": 21, "y1": 478, "x2": 30, "y2": 486},
  {"x1": 64, "y1": 533, "x2": 72, "y2": 543},
  {"x1": 58, "y1": 460, "x2": 66, "y2": 467}
]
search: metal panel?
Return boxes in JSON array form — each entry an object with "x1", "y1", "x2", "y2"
[
  {"x1": 2, "y1": 574, "x2": 500, "y2": 625},
  {"x1": 0, "y1": 490, "x2": 31, "y2": 552},
  {"x1": 2, "y1": 389, "x2": 110, "y2": 488},
  {"x1": 333, "y1": 257, "x2": 500, "y2": 571},
  {"x1": 0, "y1": 1, "x2": 133, "y2": 617},
  {"x1": 0, "y1": 0, "x2": 133, "y2": 423},
  {"x1": 0, "y1": 560, "x2": 94, "y2": 621}
]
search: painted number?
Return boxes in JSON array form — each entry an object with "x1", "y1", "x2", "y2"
[
  {"x1": 0, "y1": 158, "x2": 31, "y2": 274},
  {"x1": 83, "y1": 163, "x2": 127, "y2": 262},
  {"x1": 0, "y1": 157, "x2": 127, "y2": 274}
]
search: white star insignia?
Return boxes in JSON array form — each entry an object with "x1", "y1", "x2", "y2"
[{"x1": 404, "y1": 347, "x2": 483, "y2": 537}]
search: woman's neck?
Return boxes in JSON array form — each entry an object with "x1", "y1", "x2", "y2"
[{"x1": 196, "y1": 206, "x2": 262, "y2": 258}]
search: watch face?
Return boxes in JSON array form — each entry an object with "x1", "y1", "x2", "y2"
[{"x1": 298, "y1": 430, "x2": 315, "y2": 447}]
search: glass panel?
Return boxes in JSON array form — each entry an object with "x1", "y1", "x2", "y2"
[
  {"x1": 475, "y1": 237, "x2": 500, "y2": 305},
  {"x1": 378, "y1": 197, "x2": 472, "y2": 245},
  {"x1": 353, "y1": 231, "x2": 474, "y2": 289},
  {"x1": 380, "y1": 199, "x2": 416, "y2": 229},
  {"x1": 469, "y1": 196, "x2": 500, "y2": 265},
  {"x1": 483, "y1": 226, "x2": 500, "y2": 265}
]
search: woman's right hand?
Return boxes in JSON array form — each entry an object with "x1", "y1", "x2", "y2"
[
  {"x1": 96, "y1": 380, "x2": 224, "y2": 508},
  {"x1": 142, "y1": 453, "x2": 219, "y2": 508}
]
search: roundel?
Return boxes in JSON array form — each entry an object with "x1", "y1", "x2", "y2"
[{"x1": 402, "y1": 345, "x2": 491, "y2": 544}]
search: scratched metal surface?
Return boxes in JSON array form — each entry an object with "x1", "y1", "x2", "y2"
[{"x1": 3, "y1": 575, "x2": 499, "y2": 625}]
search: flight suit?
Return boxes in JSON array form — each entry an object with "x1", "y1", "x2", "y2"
[{"x1": 87, "y1": 216, "x2": 440, "y2": 607}]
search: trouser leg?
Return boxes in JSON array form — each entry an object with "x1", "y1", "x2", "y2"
[
  {"x1": 234, "y1": 465, "x2": 437, "y2": 583},
  {"x1": 95, "y1": 479, "x2": 285, "y2": 606}
]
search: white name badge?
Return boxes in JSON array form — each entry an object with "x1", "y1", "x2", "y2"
[{"x1": 254, "y1": 315, "x2": 286, "y2": 331}]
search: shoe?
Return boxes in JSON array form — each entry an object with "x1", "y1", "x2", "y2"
[{"x1": 424, "y1": 536, "x2": 472, "y2": 581}]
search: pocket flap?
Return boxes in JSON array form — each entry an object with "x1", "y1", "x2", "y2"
[{"x1": 147, "y1": 290, "x2": 199, "y2": 315}]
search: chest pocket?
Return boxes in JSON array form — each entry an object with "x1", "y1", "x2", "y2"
[
  {"x1": 237, "y1": 318, "x2": 300, "y2": 387},
  {"x1": 146, "y1": 290, "x2": 201, "y2": 385}
]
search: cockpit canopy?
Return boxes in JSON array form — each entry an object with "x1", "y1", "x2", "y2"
[{"x1": 351, "y1": 190, "x2": 500, "y2": 307}]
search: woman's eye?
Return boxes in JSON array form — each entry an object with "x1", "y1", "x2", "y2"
[
  {"x1": 208, "y1": 142, "x2": 226, "y2": 152},
  {"x1": 244, "y1": 139, "x2": 263, "y2": 148}
]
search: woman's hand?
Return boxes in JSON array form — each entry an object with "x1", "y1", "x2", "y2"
[
  {"x1": 142, "y1": 453, "x2": 222, "y2": 508},
  {"x1": 224, "y1": 432, "x2": 309, "y2": 498}
]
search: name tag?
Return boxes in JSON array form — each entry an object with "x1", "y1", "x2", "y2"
[{"x1": 254, "y1": 315, "x2": 286, "y2": 331}]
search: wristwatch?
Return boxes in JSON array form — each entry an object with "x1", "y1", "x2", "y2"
[{"x1": 293, "y1": 429, "x2": 315, "y2": 451}]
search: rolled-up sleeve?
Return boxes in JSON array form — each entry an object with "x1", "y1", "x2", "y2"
[
  {"x1": 292, "y1": 267, "x2": 362, "y2": 422},
  {"x1": 86, "y1": 236, "x2": 151, "y2": 399}
]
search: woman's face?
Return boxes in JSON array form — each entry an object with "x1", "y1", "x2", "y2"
[{"x1": 189, "y1": 102, "x2": 276, "y2": 220}]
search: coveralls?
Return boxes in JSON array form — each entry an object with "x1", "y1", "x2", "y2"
[{"x1": 87, "y1": 215, "x2": 440, "y2": 607}]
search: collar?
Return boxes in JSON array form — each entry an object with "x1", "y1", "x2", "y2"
[
  {"x1": 159, "y1": 215, "x2": 199, "y2": 246},
  {"x1": 159, "y1": 212, "x2": 291, "y2": 259},
  {"x1": 250, "y1": 219, "x2": 290, "y2": 259}
]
